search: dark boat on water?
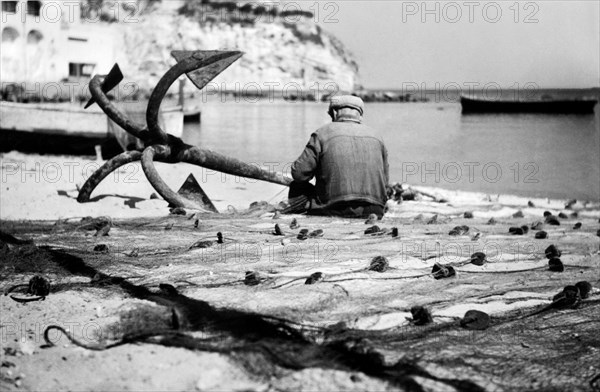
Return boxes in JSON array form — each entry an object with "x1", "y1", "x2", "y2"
[{"x1": 460, "y1": 95, "x2": 598, "y2": 114}]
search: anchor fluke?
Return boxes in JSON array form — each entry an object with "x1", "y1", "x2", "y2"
[
  {"x1": 84, "y1": 63, "x2": 124, "y2": 109},
  {"x1": 171, "y1": 50, "x2": 244, "y2": 91},
  {"x1": 175, "y1": 173, "x2": 219, "y2": 213}
]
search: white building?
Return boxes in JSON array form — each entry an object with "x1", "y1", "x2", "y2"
[{"x1": 1, "y1": 0, "x2": 116, "y2": 87}]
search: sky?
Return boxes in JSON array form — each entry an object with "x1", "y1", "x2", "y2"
[{"x1": 316, "y1": 1, "x2": 600, "y2": 89}]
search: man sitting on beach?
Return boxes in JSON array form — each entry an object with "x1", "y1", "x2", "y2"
[{"x1": 284, "y1": 95, "x2": 389, "y2": 219}]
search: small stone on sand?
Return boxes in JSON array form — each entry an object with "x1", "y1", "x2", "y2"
[
  {"x1": 432, "y1": 263, "x2": 456, "y2": 279},
  {"x1": 534, "y1": 231, "x2": 548, "y2": 239},
  {"x1": 410, "y1": 306, "x2": 433, "y2": 326},
  {"x1": 449, "y1": 225, "x2": 469, "y2": 236},
  {"x1": 545, "y1": 244, "x2": 562, "y2": 259},
  {"x1": 552, "y1": 285, "x2": 581, "y2": 308},
  {"x1": 509, "y1": 227, "x2": 524, "y2": 235},
  {"x1": 244, "y1": 271, "x2": 260, "y2": 286},
  {"x1": 28, "y1": 275, "x2": 50, "y2": 296},
  {"x1": 364, "y1": 225, "x2": 381, "y2": 235},
  {"x1": 548, "y1": 257, "x2": 564, "y2": 272},
  {"x1": 297, "y1": 229, "x2": 309, "y2": 240},
  {"x1": 460, "y1": 310, "x2": 490, "y2": 330},
  {"x1": 575, "y1": 281, "x2": 592, "y2": 299},
  {"x1": 93, "y1": 244, "x2": 109, "y2": 253},
  {"x1": 189, "y1": 240, "x2": 213, "y2": 249},
  {"x1": 305, "y1": 272, "x2": 323, "y2": 285},
  {"x1": 368, "y1": 256, "x2": 389, "y2": 272},
  {"x1": 470, "y1": 252, "x2": 486, "y2": 266},
  {"x1": 309, "y1": 229, "x2": 324, "y2": 238}
]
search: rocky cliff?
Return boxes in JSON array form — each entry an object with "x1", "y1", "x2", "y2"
[{"x1": 96, "y1": 0, "x2": 359, "y2": 98}]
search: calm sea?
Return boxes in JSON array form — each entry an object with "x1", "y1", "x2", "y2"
[{"x1": 183, "y1": 95, "x2": 600, "y2": 202}]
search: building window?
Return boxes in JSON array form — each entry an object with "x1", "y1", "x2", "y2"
[
  {"x1": 26, "y1": 1, "x2": 41, "y2": 16},
  {"x1": 2, "y1": 27, "x2": 19, "y2": 42},
  {"x1": 69, "y1": 63, "x2": 96, "y2": 78},
  {"x1": 27, "y1": 30, "x2": 43, "y2": 44},
  {"x1": 2, "y1": 1, "x2": 18, "y2": 13}
]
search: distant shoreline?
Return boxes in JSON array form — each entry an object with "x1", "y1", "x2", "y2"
[{"x1": 3, "y1": 83, "x2": 599, "y2": 106}]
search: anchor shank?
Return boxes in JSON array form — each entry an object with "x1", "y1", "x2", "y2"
[
  {"x1": 178, "y1": 146, "x2": 292, "y2": 186},
  {"x1": 89, "y1": 76, "x2": 147, "y2": 140},
  {"x1": 146, "y1": 52, "x2": 244, "y2": 144}
]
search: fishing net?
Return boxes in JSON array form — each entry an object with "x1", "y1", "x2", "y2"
[{"x1": 3, "y1": 196, "x2": 600, "y2": 390}]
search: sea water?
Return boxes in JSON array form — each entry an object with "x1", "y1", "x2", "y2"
[{"x1": 184, "y1": 99, "x2": 599, "y2": 202}]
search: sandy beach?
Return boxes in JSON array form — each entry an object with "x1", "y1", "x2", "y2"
[
  {"x1": 1, "y1": 151, "x2": 289, "y2": 221},
  {"x1": 1, "y1": 151, "x2": 600, "y2": 391}
]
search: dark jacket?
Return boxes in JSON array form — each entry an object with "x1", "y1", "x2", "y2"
[{"x1": 291, "y1": 119, "x2": 389, "y2": 208}]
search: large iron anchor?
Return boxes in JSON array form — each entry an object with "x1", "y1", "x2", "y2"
[{"x1": 77, "y1": 50, "x2": 292, "y2": 210}]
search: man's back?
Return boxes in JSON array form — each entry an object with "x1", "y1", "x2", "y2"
[{"x1": 291, "y1": 120, "x2": 389, "y2": 207}]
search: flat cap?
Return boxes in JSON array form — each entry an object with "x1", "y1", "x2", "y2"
[{"x1": 329, "y1": 95, "x2": 364, "y2": 115}]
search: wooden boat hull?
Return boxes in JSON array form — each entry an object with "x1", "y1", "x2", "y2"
[
  {"x1": 183, "y1": 106, "x2": 201, "y2": 123},
  {"x1": 0, "y1": 101, "x2": 183, "y2": 156},
  {"x1": 0, "y1": 127, "x2": 122, "y2": 156},
  {"x1": 460, "y1": 96, "x2": 597, "y2": 114},
  {"x1": 183, "y1": 110, "x2": 201, "y2": 123}
]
